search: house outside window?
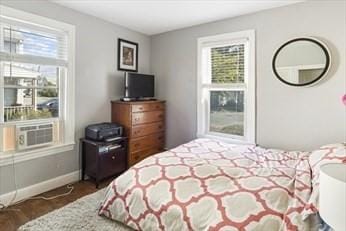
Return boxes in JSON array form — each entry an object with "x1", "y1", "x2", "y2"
[
  {"x1": 0, "y1": 6, "x2": 75, "y2": 163},
  {"x1": 197, "y1": 30, "x2": 256, "y2": 143}
]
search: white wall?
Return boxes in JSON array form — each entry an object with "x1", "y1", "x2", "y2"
[
  {"x1": 151, "y1": 1, "x2": 346, "y2": 151},
  {"x1": 0, "y1": 0, "x2": 151, "y2": 194}
]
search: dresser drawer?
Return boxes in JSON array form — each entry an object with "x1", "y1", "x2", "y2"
[
  {"x1": 132, "y1": 103, "x2": 165, "y2": 113},
  {"x1": 130, "y1": 132, "x2": 164, "y2": 152},
  {"x1": 129, "y1": 146, "x2": 163, "y2": 166},
  {"x1": 132, "y1": 111, "x2": 164, "y2": 125},
  {"x1": 111, "y1": 100, "x2": 165, "y2": 168},
  {"x1": 131, "y1": 122, "x2": 164, "y2": 138}
]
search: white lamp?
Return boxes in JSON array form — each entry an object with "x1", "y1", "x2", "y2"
[{"x1": 319, "y1": 163, "x2": 346, "y2": 231}]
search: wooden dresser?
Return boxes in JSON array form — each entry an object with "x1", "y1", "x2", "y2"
[{"x1": 111, "y1": 100, "x2": 165, "y2": 166}]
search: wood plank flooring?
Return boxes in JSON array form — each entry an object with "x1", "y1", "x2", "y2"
[{"x1": 0, "y1": 180, "x2": 111, "y2": 231}]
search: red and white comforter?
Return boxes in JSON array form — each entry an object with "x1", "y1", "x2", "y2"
[{"x1": 99, "y1": 139, "x2": 313, "y2": 230}]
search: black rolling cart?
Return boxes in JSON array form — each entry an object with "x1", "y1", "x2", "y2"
[{"x1": 80, "y1": 137, "x2": 128, "y2": 188}]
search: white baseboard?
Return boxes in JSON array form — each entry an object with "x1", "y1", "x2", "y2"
[{"x1": 0, "y1": 170, "x2": 80, "y2": 206}]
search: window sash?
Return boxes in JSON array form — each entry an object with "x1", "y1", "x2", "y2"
[
  {"x1": 200, "y1": 38, "x2": 248, "y2": 49},
  {"x1": 0, "y1": 18, "x2": 68, "y2": 59},
  {"x1": 0, "y1": 52, "x2": 68, "y2": 67},
  {"x1": 4, "y1": 86, "x2": 58, "y2": 89},
  {"x1": 0, "y1": 17, "x2": 68, "y2": 124},
  {"x1": 201, "y1": 83, "x2": 246, "y2": 90},
  {"x1": 197, "y1": 30, "x2": 255, "y2": 144},
  {"x1": 0, "y1": 18, "x2": 68, "y2": 67},
  {"x1": 201, "y1": 41, "x2": 248, "y2": 85},
  {"x1": 0, "y1": 14, "x2": 67, "y2": 38},
  {"x1": 202, "y1": 88, "x2": 247, "y2": 139},
  {"x1": 0, "y1": 64, "x2": 65, "y2": 124}
]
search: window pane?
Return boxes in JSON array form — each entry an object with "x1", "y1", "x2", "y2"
[
  {"x1": 4, "y1": 87, "x2": 59, "y2": 122},
  {"x1": 2, "y1": 26, "x2": 67, "y2": 60},
  {"x1": 3, "y1": 62, "x2": 60, "y2": 122},
  {"x1": 36, "y1": 91, "x2": 59, "y2": 118},
  {"x1": 4, "y1": 88, "x2": 34, "y2": 107},
  {"x1": 209, "y1": 91, "x2": 244, "y2": 136},
  {"x1": 3, "y1": 62, "x2": 59, "y2": 88},
  {"x1": 211, "y1": 44, "x2": 244, "y2": 83}
]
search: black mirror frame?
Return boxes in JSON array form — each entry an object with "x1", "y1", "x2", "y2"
[{"x1": 272, "y1": 37, "x2": 331, "y2": 87}]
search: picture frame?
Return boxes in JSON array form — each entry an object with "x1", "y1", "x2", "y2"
[{"x1": 117, "y1": 38, "x2": 138, "y2": 72}]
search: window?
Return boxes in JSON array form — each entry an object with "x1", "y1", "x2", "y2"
[
  {"x1": 197, "y1": 30, "x2": 255, "y2": 143},
  {"x1": 0, "y1": 6, "x2": 75, "y2": 160}
]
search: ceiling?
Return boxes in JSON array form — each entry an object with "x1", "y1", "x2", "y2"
[{"x1": 52, "y1": 0, "x2": 302, "y2": 35}]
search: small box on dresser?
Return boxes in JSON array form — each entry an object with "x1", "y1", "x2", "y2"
[{"x1": 111, "y1": 100, "x2": 165, "y2": 166}]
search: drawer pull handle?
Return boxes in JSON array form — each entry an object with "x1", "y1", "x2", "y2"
[
  {"x1": 158, "y1": 136, "x2": 163, "y2": 140},
  {"x1": 158, "y1": 125, "x2": 162, "y2": 129},
  {"x1": 158, "y1": 114, "x2": 163, "y2": 119},
  {"x1": 138, "y1": 107, "x2": 143, "y2": 110},
  {"x1": 108, "y1": 145, "x2": 121, "y2": 151},
  {"x1": 112, "y1": 156, "x2": 115, "y2": 160}
]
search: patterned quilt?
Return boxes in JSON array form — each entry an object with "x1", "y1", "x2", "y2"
[{"x1": 99, "y1": 139, "x2": 313, "y2": 231}]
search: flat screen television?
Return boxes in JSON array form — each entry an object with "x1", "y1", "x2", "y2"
[{"x1": 123, "y1": 72, "x2": 155, "y2": 100}]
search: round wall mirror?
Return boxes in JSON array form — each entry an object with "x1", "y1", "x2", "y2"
[{"x1": 272, "y1": 38, "x2": 331, "y2": 86}]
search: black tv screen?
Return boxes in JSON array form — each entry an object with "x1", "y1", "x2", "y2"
[{"x1": 125, "y1": 73, "x2": 154, "y2": 99}]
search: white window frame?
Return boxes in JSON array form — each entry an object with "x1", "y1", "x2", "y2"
[
  {"x1": 197, "y1": 30, "x2": 256, "y2": 144},
  {"x1": 0, "y1": 5, "x2": 75, "y2": 165}
]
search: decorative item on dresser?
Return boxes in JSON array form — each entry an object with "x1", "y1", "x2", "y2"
[
  {"x1": 111, "y1": 100, "x2": 165, "y2": 166},
  {"x1": 80, "y1": 137, "x2": 128, "y2": 188}
]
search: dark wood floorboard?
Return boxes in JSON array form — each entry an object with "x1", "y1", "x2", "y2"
[{"x1": 0, "y1": 179, "x2": 112, "y2": 231}]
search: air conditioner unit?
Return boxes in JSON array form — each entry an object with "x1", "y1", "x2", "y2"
[{"x1": 16, "y1": 123, "x2": 54, "y2": 150}]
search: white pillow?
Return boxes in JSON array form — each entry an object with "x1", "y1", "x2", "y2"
[{"x1": 303, "y1": 143, "x2": 346, "y2": 217}]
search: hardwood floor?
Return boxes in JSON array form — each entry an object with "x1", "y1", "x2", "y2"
[{"x1": 0, "y1": 180, "x2": 111, "y2": 231}]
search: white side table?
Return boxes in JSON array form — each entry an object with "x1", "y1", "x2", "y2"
[{"x1": 320, "y1": 163, "x2": 346, "y2": 231}]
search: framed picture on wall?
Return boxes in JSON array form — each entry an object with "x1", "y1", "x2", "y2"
[{"x1": 117, "y1": 38, "x2": 138, "y2": 72}]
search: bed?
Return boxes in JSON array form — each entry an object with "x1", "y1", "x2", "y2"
[{"x1": 99, "y1": 139, "x2": 345, "y2": 231}]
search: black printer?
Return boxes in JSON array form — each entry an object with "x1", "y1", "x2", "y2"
[{"x1": 85, "y1": 122, "x2": 123, "y2": 142}]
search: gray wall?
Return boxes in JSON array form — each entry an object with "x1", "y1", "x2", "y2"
[
  {"x1": 151, "y1": 1, "x2": 346, "y2": 151},
  {"x1": 1, "y1": 0, "x2": 345, "y2": 196},
  {"x1": 0, "y1": 0, "x2": 151, "y2": 194}
]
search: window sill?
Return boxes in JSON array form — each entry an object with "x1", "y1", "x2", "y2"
[
  {"x1": 197, "y1": 133, "x2": 256, "y2": 146},
  {"x1": 0, "y1": 143, "x2": 75, "y2": 166},
  {"x1": 1, "y1": 117, "x2": 60, "y2": 126}
]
